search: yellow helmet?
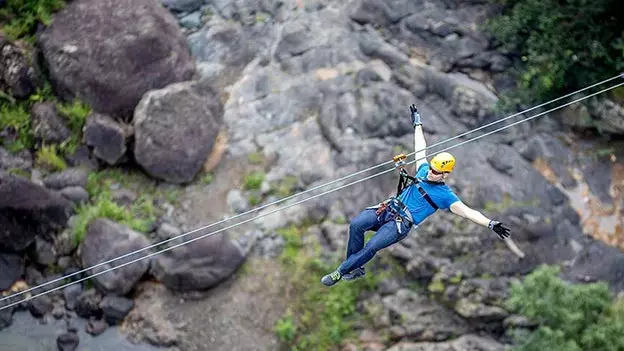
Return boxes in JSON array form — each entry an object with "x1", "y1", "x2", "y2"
[{"x1": 430, "y1": 152, "x2": 455, "y2": 173}]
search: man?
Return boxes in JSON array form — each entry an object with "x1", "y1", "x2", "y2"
[{"x1": 321, "y1": 104, "x2": 512, "y2": 286}]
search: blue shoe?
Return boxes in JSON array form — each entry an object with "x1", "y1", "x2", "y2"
[
  {"x1": 343, "y1": 267, "x2": 366, "y2": 281},
  {"x1": 321, "y1": 270, "x2": 342, "y2": 286}
]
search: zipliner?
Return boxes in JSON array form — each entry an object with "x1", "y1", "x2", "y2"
[{"x1": 321, "y1": 104, "x2": 514, "y2": 286}]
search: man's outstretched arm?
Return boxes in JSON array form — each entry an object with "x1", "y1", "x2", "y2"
[
  {"x1": 449, "y1": 201, "x2": 511, "y2": 239},
  {"x1": 410, "y1": 105, "x2": 427, "y2": 170}
]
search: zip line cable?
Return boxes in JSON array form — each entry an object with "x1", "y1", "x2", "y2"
[
  {"x1": 2, "y1": 73, "x2": 621, "y2": 305},
  {"x1": 2, "y1": 79, "x2": 622, "y2": 312}
]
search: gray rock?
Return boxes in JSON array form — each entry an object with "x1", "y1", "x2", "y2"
[
  {"x1": 54, "y1": 230, "x2": 77, "y2": 257},
  {"x1": 74, "y1": 289, "x2": 102, "y2": 319},
  {"x1": 162, "y1": 0, "x2": 204, "y2": 12},
  {"x1": 188, "y1": 21, "x2": 259, "y2": 79},
  {"x1": 226, "y1": 189, "x2": 249, "y2": 213},
  {"x1": 80, "y1": 219, "x2": 151, "y2": 295},
  {"x1": 0, "y1": 173, "x2": 73, "y2": 252},
  {"x1": 28, "y1": 237, "x2": 56, "y2": 266},
  {"x1": 151, "y1": 233, "x2": 246, "y2": 291},
  {"x1": 85, "y1": 317, "x2": 108, "y2": 336},
  {"x1": 0, "y1": 304, "x2": 13, "y2": 330},
  {"x1": 0, "y1": 146, "x2": 32, "y2": 173},
  {"x1": 56, "y1": 331, "x2": 79, "y2": 351},
  {"x1": 43, "y1": 168, "x2": 89, "y2": 190},
  {"x1": 359, "y1": 31, "x2": 409, "y2": 68},
  {"x1": 100, "y1": 295, "x2": 134, "y2": 325},
  {"x1": 30, "y1": 102, "x2": 71, "y2": 145},
  {"x1": 27, "y1": 294, "x2": 53, "y2": 318},
  {"x1": 180, "y1": 11, "x2": 202, "y2": 29},
  {"x1": 38, "y1": 0, "x2": 196, "y2": 117},
  {"x1": 133, "y1": 79, "x2": 223, "y2": 184},
  {"x1": 83, "y1": 113, "x2": 129, "y2": 165},
  {"x1": 386, "y1": 334, "x2": 505, "y2": 351},
  {"x1": 156, "y1": 223, "x2": 182, "y2": 243},
  {"x1": 0, "y1": 35, "x2": 37, "y2": 98},
  {"x1": 382, "y1": 289, "x2": 470, "y2": 341},
  {"x1": 59, "y1": 186, "x2": 89, "y2": 204},
  {"x1": 63, "y1": 284, "x2": 83, "y2": 311},
  {"x1": 0, "y1": 252, "x2": 24, "y2": 290}
]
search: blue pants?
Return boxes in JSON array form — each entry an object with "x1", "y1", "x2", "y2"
[{"x1": 337, "y1": 208, "x2": 412, "y2": 275}]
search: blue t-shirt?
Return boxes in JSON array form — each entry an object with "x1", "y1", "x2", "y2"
[{"x1": 397, "y1": 163, "x2": 460, "y2": 225}]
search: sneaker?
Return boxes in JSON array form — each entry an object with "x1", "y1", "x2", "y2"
[
  {"x1": 343, "y1": 267, "x2": 366, "y2": 281},
  {"x1": 321, "y1": 270, "x2": 342, "y2": 286}
]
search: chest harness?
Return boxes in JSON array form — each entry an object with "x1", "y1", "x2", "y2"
[{"x1": 367, "y1": 154, "x2": 441, "y2": 234}]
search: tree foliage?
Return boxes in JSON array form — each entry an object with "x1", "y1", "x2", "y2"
[
  {"x1": 486, "y1": 0, "x2": 624, "y2": 109},
  {"x1": 507, "y1": 265, "x2": 624, "y2": 351}
]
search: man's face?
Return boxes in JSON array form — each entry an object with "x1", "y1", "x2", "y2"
[{"x1": 427, "y1": 167, "x2": 449, "y2": 182}]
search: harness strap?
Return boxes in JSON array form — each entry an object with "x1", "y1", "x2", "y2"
[{"x1": 397, "y1": 169, "x2": 440, "y2": 211}]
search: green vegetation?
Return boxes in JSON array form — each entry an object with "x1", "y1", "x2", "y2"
[
  {"x1": 56, "y1": 99, "x2": 91, "y2": 154},
  {"x1": 70, "y1": 167, "x2": 181, "y2": 244},
  {"x1": 483, "y1": 193, "x2": 540, "y2": 214},
  {"x1": 72, "y1": 192, "x2": 154, "y2": 245},
  {"x1": 0, "y1": 103, "x2": 33, "y2": 152},
  {"x1": 506, "y1": 265, "x2": 624, "y2": 351},
  {"x1": 273, "y1": 224, "x2": 392, "y2": 351},
  {"x1": 35, "y1": 144, "x2": 67, "y2": 171},
  {"x1": 271, "y1": 175, "x2": 298, "y2": 198},
  {"x1": 486, "y1": 0, "x2": 624, "y2": 111},
  {"x1": 243, "y1": 171, "x2": 265, "y2": 190},
  {"x1": 0, "y1": 0, "x2": 66, "y2": 42}
]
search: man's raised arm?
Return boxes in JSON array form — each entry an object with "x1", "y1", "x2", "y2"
[{"x1": 410, "y1": 105, "x2": 427, "y2": 170}]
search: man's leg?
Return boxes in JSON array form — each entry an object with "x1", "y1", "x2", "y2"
[
  {"x1": 321, "y1": 208, "x2": 379, "y2": 286},
  {"x1": 337, "y1": 220, "x2": 403, "y2": 276},
  {"x1": 345, "y1": 209, "x2": 380, "y2": 259}
]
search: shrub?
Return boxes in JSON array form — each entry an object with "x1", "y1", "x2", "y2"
[
  {"x1": 486, "y1": 0, "x2": 624, "y2": 110},
  {"x1": 507, "y1": 265, "x2": 624, "y2": 351}
]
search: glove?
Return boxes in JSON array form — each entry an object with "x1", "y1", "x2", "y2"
[
  {"x1": 410, "y1": 104, "x2": 422, "y2": 127},
  {"x1": 489, "y1": 220, "x2": 511, "y2": 240}
]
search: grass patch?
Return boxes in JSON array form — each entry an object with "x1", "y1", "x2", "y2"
[
  {"x1": 273, "y1": 224, "x2": 383, "y2": 351},
  {"x1": 72, "y1": 192, "x2": 153, "y2": 245},
  {"x1": 484, "y1": 193, "x2": 540, "y2": 214},
  {"x1": 248, "y1": 151, "x2": 265, "y2": 165},
  {"x1": 199, "y1": 173, "x2": 214, "y2": 185},
  {"x1": 72, "y1": 167, "x2": 181, "y2": 244},
  {"x1": 0, "y1": 0, "x2": 66, "y2": 42},
  {"x1": 0, "y1": 103, "x2": 34, "y2": 152},
  {"x1": 57, "y1": 99, "x2": 91, "y2": 155},
  {"x1": 271, "y1": 175, "x2": 298, "y2": 198},
  {"x1": 35, "y1": 144, "x2": 67, "y2": 171},
  {"x1": 243, "y1": 171, "x2": 265, "y2": 190},
  {"x1": 6, "y1": 167, "x2": 31, "y2": 178}
]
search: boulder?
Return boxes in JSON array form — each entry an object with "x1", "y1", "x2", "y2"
[
  {"x1": 83, "y1": 113, "x2": 129, "y2": 165},
  {"x1": 0, "y1": 172, "x2": 73, "y2": 252},
  {"x1": 386, "y1": 334, "x2": 505, "y2": 351},
  {"x1": 133, "y1": 79, "x2": 223, "y2": 184},
  {"x1": 38, "y1": 0, "x2": 196, "y2": 117},
  {"x1": 151, "y1": 233, "x2": 246, "y2": 291},
  {"x1": 0, "y1": 253, "x2": 24, "y2": 290},
  {"x1": 0, "y1": 34, "x2": 37, "y2": 98},
  {"x1": 42, "y1": 167, "x2": 89, "y2": 190},
  {"x1": 30, "y1": 102, "x2": 71, "y2": 146},
  {"x1": 80, "y1": 219, "x2": 151, "y2": 295},
  {"x1": 0, "y1": 146, "x2": 32, "y2": 173},
  {"x1": 382, "y1": 289, "x2": 470, "y2": 341}
]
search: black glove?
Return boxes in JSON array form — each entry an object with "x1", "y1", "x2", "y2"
[
  {"x1": 489, "y1": 220, "x2": 511, "y2": 240},
  {"x1": 410, "y1": 104, "x2": 422, "y2": 127}
]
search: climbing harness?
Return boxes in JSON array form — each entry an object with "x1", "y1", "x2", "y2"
[
  {"x1": 393, "y1": 153, "x2": 440, "y2": 211},
  {"x1": 1, "y1": 75, "x2": 622, "y2": 311}
]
